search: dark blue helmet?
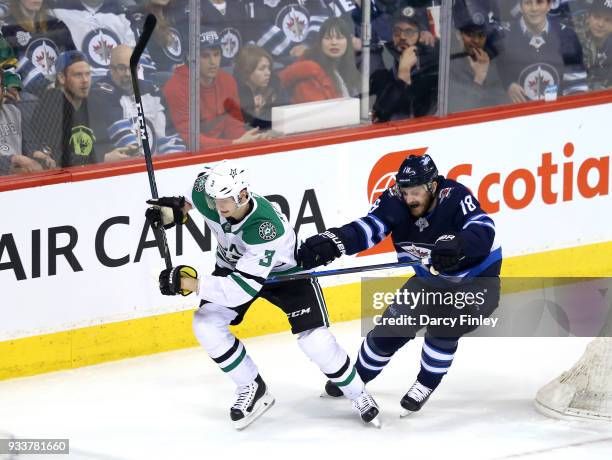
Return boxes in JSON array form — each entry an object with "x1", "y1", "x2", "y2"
[{"x1": 395, "y1": 154, "x2": 439, "y2": 188}]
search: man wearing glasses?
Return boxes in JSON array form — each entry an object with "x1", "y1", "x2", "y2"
[
  {"x1": 89, "y1": 45, "x2": 186, "y2": 161},
  {"x1": 370, "y1": 8, "x2": 439, "y2": 122}
]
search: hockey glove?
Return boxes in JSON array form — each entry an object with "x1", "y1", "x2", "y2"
[
  {"x1": 298, "y1": 229, "x2": 347, "y2": 270},
  {"x1": 159, "y1": 265, "x2": 198, "y2": 296},
  {"x1": 431, "y1": 233, "x2": 466, "y2": 273},
  {"x1": 145, "y1": 196, "x2": 188, "y2": 230}
]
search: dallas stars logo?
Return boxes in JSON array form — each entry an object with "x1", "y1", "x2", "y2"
[
  {"x1": 229, "y1": 168, "x2": 238, "y2": 179},
  {"x1": 258, "y1": 222, "x2": 277, "y2": 241}
]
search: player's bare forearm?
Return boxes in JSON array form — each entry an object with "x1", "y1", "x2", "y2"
[{"x1": 181, "y1": 276, "x2": 198, "y2": 294}]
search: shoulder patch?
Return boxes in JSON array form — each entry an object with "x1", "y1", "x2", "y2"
[
  {"x1": 258, "y1": 221, "x2": 277, "y2": 241},
  {"x1": 193, "y1": 174, "x2": 207, "y2": 193},
  {"x1": 438, "y1": 187, "x2": 453, "y2": 204}
]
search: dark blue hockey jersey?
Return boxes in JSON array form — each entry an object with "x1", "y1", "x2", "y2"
[
  {"x1": 243, "y1": 0, "x2": 334, "y2": 64},
  {"x1": 336, "y1": 177, "x2": 502, "y2": 279}
]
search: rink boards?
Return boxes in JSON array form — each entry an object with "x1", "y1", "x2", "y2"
[{"x1": 1, "y1": 101, "x2": 611, "y2": 380}]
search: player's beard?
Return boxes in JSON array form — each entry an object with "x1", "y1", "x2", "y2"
[{"x1": 407, "y1": 194, "x2": 434, "y2": 218}]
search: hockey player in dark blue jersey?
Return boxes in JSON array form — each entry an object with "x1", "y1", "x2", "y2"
[{"x1": 298, "y1": 154, "x2": 502, "y2": 415}]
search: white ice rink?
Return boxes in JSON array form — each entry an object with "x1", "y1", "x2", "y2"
[{"x1": 1, "y1": 320, "x2": 611, "y2": 460}]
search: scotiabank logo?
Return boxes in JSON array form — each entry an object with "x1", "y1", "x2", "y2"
[
  {"x1": 447, "y1": 142, "x2": 609, "y2": 213},
  {"x1": 362, "y1": 142, "x2": 609, "y2": 256},
  {"x1": 366, "y1": 142, "x2": 609, "y2": 215}
]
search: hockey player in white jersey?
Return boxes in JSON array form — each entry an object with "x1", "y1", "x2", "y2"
[{"x1": 145, "y1": 160, "x2": 380, "y2": 430}]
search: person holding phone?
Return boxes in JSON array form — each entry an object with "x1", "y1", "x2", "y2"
[{"x1": 448, "y1": 0, "x2": 507, "y2": 113}]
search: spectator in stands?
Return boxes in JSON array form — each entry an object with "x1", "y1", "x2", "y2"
[
  {"x1": 574, "y1": 0, "x2": 612, "y2": 90},
  {"x1": 89, "y1": 45, "x2": 186, "y2": 159},
  {"x1": 448, "y1": 0, "x2": 506, "y2": 112},
  {"x1": 1, "y1": 0, "x2": 76, "y2": 97},
  {"x1": 163, "y1": 29, "x2": 267, "y2": 149},
  {"x1": 498, "y1": 0, "x2": 588, "y2": 103},
  {"x1": 498, "y1": 0, "x2": 582, "y2": 28},
  {"x1": 51, "y1": 0, "x2": 137, "y2": 78},
  {"x1": 30, "y1": 51, "x2": 130, "y2": 167},
  {"x1": 278, "y1": 17, "x2": 360, "y2": 104},
  {"x1": 243, "y1": 0, "x2": 336, "y2": 66},
  {"x1": 127, "y1": 0, "x2": 185, "y2": 85},
  {"x1": 0, "y1": 37, "x2": 55, "y2": 175},
  {"x1": 176, "y1": 0, "x2": 247, "y2": 69},
  {"x1": 234, "y1": 44, "x2": 289, "y2": 131},
  {"x1": 370, "y1": 8, "x2": 439, "y2": 122}
]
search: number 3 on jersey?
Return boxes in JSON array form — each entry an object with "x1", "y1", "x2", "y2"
[
  {"x1": 460, "y1": 195, "x2": 477, "y2": 215},
  {"x1": 259, "y1": 250, "x2": 275, "y2": 267}
]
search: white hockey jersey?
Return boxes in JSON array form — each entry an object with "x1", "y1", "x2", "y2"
[
  {"x1": 187, "y1": 174, "x2": 300, "y2": 308},
  {"x1": 52, "y1": 2, "x2": 136, "y2": 77}
]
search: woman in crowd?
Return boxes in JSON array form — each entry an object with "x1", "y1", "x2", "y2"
[
  {"x1": 278, "y1": 17, "x2": 360, "y2": 104},
  {"x1": 1, "y1": 0, "x2": 75, "y2": 97},
  {"x1": 127, "y1": 0, "x2": 185, "y2": 84},
  {"x1": 234, "y1": 45, "x2": 288, "y2": 130}
]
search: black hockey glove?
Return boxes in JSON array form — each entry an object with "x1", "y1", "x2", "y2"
[
  {"x1": 159, "y1": 265, "x2": 198, "y2": 296},
  {"x1": 145, "y1": 196, "x2": 187, "y2": 230},
  {"x1": 298, "y1": 228, "x2": 347, "y2": 270},
  {"x1": 431, "y1": 233, "x2": 466, "y2": 273}
]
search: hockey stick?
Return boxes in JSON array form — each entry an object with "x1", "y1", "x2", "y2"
[
  {"x1": 130, "y1": 14, "x2": 172, "y2": 270},
  {"x1": 266, "y1": 258, "x2": 434, "y2": 283}
]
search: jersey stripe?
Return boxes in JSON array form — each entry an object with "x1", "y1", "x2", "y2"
[{"x1": 229, "y1": 273, "x2": 258, "y2": 297}]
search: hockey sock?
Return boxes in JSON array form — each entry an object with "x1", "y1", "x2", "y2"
[
  {"x1": 210, "y1": 337, "x2": 259, "y2": 387},
  {"x1": 193, "y1": 307, "x2": 258, "y2": 387},
  {"x1": 416, "y1": 335, "x2": 459, "y2": 390},
  {"x1": 356, "y1": 332, "x2": 412, "y2": 383},
  {"x1": 297, "y1": 326, "x2": 364, "y2": 400}
]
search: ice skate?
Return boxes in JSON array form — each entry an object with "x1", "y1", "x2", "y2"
[
  {"x1": 230, "y1": 375, "x2": 275, "y2": 430},
  {"x1": 400, "y1": 380, "x2": 433, "y2": 417},
  {"x1": 351, "y1": 390, "x2": 381, "y2": 428},
  {"x1": 320, "y1": 379, "x2": 344, "y2": 398}
]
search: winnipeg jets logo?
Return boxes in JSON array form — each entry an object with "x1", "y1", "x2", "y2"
[
  {"x1": 529, "y1": 35, "x2": 546, "y2": 50},
  {"x1": 415, "y1": 217, "x2": 429, "y2": 232},
  {"x1": 519, "y1": 63, "x2": 559, "y2": 100},
  {"x1": 84, "y1": 29, "x2": 120, "y2": 67},
  {"x1": 220, "y1": 28, "x2": 242, "y2": 59},
  {"x1": 400, "y1": 243, "x2": 431, "y2": 259},
  {"x1": 26, "y1": 39, "x2": 59, "y2": 76},
  {"x1": 258, "y1": 222, "x2": 277, "y2": 241},
  {"x1": 278, "y1": 5, "x2": 309, "y2": 43},
  {"x1": 163, "y1": 28, "x2": 183, "y2": 61}
]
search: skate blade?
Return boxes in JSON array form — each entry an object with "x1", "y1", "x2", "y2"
[
  {"x1": 320, "y1": 391, "x2": 344, "y2": 399},
  {"x1": 400, "y1": 409, "x2": 416, "y2": 418},
  {"x1": 234, "y1": 393, "x2": 275, "y2": 430},
  {"x1": 367, "y1": 416, "x2": 382, "y2": 429}
]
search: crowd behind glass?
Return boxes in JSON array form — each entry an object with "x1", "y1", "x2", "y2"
[{"x1": 0, "y1": 0, "x2": 610, "y2": 176}]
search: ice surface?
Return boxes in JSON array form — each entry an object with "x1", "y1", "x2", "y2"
[{"x1": 0, "y1": 321, "x2": 610, "y2": 460}]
